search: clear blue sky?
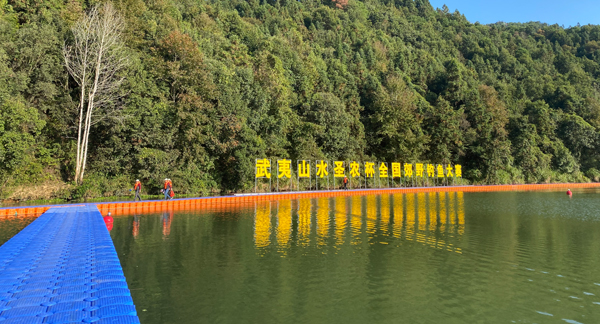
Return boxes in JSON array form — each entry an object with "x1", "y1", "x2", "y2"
[{"x1": 428, "y1": 0, "x2": 600, "y2": 27}]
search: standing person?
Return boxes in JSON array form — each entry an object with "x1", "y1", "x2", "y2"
[
  {"x1": 163, "y1": 178, "x2": 171, "y2": 200},
  {"x1": 343, "y1": 176, "x2": 349, "y2": 190},
  {"x1": 167, "y1": 179, "x2": 175, "y2": 199},
  {"x1": 134, "y1": 179, "x2": 142, "y2": 201}
]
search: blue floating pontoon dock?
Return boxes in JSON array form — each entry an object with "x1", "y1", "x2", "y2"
[{"x1": 0, "y1": 206, "x2": 140, "y2": 324}]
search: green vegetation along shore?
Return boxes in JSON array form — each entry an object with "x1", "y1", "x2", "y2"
[{"x1": 2, "y1": 0, "x2": 600, "y2": 202}]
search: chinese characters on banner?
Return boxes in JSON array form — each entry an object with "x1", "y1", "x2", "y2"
[
  {"x1": 255, "y1": 159, "x2": 464, "y2": 190},
  {"x1": 437, "y1": 164, "x2": 445, "y2": 178},
  {"x1": 316, "y1": 160, "x2": 328, "y2": 178},
  {"x1": 255, "y1": 158, "x2": 272, "y2": 193},
  {"x1": 379, "y1": 163, "x2": 388, "y2": 178},
  {"x1": 392, "y1": 163, "x2": 402, "y2": 178},
  {"x1": 427, "y1": 164, "x2": 435, "y2": 177},
  {"x1": 365, "y1": 162, "x2": 375, "y2": 178},
  {"x1": 315, "y1": 160, "x2": 329, "y2": 190},
  {"x1": 298, "y1": 160, "x2": 310, "y2": 178},
  {"x1": 334, "y1": 161, "x2": 345, "y2": 178},
  {"x1": 416, "y1": 163, "x2": 424, "y2": 177},
  {"x1": 255, "y1": 159, "x2": 271, "y2": 178},
  {"x1": 277, "y1": 159, "x2": 291, "y2": 178},
  {"x1": 350, "y1": 161, "x2": 360, "y2": 177}
]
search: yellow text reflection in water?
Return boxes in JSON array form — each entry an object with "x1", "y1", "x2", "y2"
[
  {"x1": 405, "y1": 194, "x2": 415, "y2": 241},
  {"x1": 254, "y1": 202, "x2": 271, "y2": 248},
  {"x1": 252, "y1": 193, "x2": 466, "y2": 254},
  {"x1": 416, "y1": 193, "x2": 427, "y2": 244},
  {"x1": 458, "y1": 192, "x2": 465, "y2": 236},
  {"x1": 298, "y1": 198, "x2": 311, "y2": 246},
  {"x1": 393, "y1": 194, "x2": 403, "y2": 238},
  {"x1": 380, "y1": 194, "x2": 390, "y2": 236},
  {"x1": 418, "y1": 192, "x2": 427, "y2": 232},
  {"x1": 448, "y1": 192, "x2": 456, "y2": 233},
  {"x1": 429, "y1": 192, "x2": 437, "y2": 232},
  {"x1": 351, "y1": 196, "x2": 362, "y2": 245},
  {"x1": 439, "y1": 192, "x2": 447, "y2": 232},
  {"x1": 277, "y1": 200, "x2": 292, "y2": 249},
  {"x1": 366, "y1": 195, "x2": 377, "y2": 236},
  {"x1": 317, "y1": 198, "x2": 330, "y2": 246},
  {"x1": 335, "y1": 197, "x2": 347, "y2": 246}
]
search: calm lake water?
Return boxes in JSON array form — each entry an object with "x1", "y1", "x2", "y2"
[
  {"x1": 0, "y1": 215, "x2": 36, "y2": 245},
  {"x1": 3, "y1": 189, "x2": 600, "y2": 323},
  {"x1": 106, "y1": 189, "x2": 600, "y2": 324}
]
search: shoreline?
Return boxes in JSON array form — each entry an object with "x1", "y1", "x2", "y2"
[{"x1": 1, "y1": 182, "x2": 598, "y2": 217}]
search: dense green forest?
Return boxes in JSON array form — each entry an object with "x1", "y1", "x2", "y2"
[{"x1": 2, "y1": 0, "x2": 600, "y2": 200}]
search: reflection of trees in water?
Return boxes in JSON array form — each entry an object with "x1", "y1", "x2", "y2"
[{"x1": 253, "y1": 193, "x2": 465, "y2": 254}]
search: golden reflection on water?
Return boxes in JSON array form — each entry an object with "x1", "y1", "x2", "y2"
[
  {"x1": 380, "y1": 194, "x2": 390, "y2": 236},
  {"x1": 439, "y1": 193, "x2": 447, "y2": 232},
  {"x1": 334, "y1": 197, "x2": 346, "y2": 246},
  {"x1": 254, "y1": 202, "x2": 271, "y2": 248},
  {"x1": 405, "y1": 194, "x2": 415, "y2": 240},
  {"x1": 254, "y1": 193, "x2": 466, "y2": 254},
  {"x1": 429, "y1": 194, "x2": 437, "y2": 232},
  {"x1": 277, "y1": 200, "x2": 292, "y2": 249},
  {"x1": 298, "y1": 199, "x2": 311, "y2": 246},
  {"x1": 449, "y1": 192, "x2": 457, "y2": 228},
  {"x1": 350, "y1": 196, "x2": 362, "y2": 245},
  {"x1": 458, "y1": 192, "x2": 465, "y2": 236},
  {"x1": 392, "y1": 194, "x2": 403, "y2": 238},
  {"x1": 316, "y1": 198, "x2": 330, "y2": 246},
  {"x1": 418, "y1": 193, "x2": 427, "y2": 232},
  {"x1": 366, "y1": 195, "x2": 377, "y2": 236}
]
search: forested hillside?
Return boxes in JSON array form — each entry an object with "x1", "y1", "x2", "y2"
[{"x1": 2, "y1": 0, "x2": 600, "y2": 200}]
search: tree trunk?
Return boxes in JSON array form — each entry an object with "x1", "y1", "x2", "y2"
[
  {"x1": 64, "y1": 2, "x2": 127, "y2": 184},
  {"x1": 75, "y1": 70, "x2": 86, "y2": 185}
]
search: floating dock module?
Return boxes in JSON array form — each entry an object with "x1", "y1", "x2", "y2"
[{"x1": 0, "y1": 206, "x2": 139, "y2": 324}]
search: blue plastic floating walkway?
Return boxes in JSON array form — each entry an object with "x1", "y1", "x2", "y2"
[{"x1": 0, "y1": 206, "x2": 140, "y2": 324}]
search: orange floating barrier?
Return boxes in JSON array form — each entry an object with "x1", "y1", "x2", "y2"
[{"x1": 4, "y1": 182, "x2": 600, "y2": 218}]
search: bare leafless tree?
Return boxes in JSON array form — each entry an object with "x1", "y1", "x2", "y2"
[{"x1": 64, "y1": 2, "x2": 128, "y2": 184}]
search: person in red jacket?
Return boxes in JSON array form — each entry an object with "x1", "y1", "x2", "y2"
[
  {"x1": 168, "y1": 179, "x2": 175, "y2": 199},
  {"x1": 163, "y1": 178, "x2": 174, "y2": 200},
  {"x1": 134, "y1": 179, "x2": 142, "y2": 201},
  {"x1": 163, "y1": 179, "x2": 170, "y2": 200}
]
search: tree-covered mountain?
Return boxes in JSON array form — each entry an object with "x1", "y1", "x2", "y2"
[{"x1": 2, "y1": 0, "x2": 600, "y2": 199}]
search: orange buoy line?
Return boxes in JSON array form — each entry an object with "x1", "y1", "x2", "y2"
[{"x1": 1, "y1": 183, "x2": 599, "y2": 218}]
